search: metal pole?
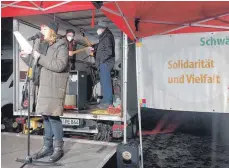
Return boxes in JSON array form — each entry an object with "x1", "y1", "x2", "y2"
[
  {"x1": 1, "y1": 1, "x2": 20, "y2": 8},
  {"x1": 123, "y1": 33, "x2": 128, "y2": 144},
  {"x1": 27, "y1": 79, "x2": 31, "y2": 156},
  {"x1": 13, "y1": 19, "x2": 19, "y2": 112},
  {"x1": 115, "y1": 2, "x2": 137, "y2": 41},
  {"x1": 159, "y1": 12, "x2": 229, "y2": 35},
  {"x1": 101, "y1": 6, "x2": 122, "y2": 17},
  {"x1": 1, "y1": 4, "x2": 39, "y2": 10},
  {"x1": 27, "y1": 39, "x2": 35, "y2": 157},
  {"x1": 29, "y1": 1, "x2": 44, "y2": 11},
  {"x1": 43, "y1": 1, "x2": 71, "y2": 11},
  {"x1": 135, "y1": 41, "x2": 144, "y2": 168},
  {"x1": 126, "y1": 19, "x2": 229, "y2": 30},
  {"x1": 191, "y1": 23, "x2": 229, "y2": 30}
]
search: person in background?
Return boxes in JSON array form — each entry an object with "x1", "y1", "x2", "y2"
[
  {"x1": 20, "y1": 22, "x2": 69, "y2": 163},
  {"x1": 65, "y1": 29, "x2": 77, "y2": 70},
  {"x1": 91, "y1": 20, "x2": 115, "y2": 110}
]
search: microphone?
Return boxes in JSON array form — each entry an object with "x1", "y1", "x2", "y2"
[{"x1": 27, "y1": 32, "x2": 42, "y2": 41}]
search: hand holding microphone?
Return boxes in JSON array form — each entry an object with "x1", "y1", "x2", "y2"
[
  {"x1": 19, "y1": 50, "x2": 40, "y2": 69},
  {"x1": 33, "y1": 51, "x2": 41, "y2": 59},
  {"x1": 20, "y1": 50, "x2": 29, "y2": 57},
  {"x1": 20, "y1": 31, "x2": 42, "y2": 57},
  {"x1": 28, "y1": 32, "x2": 41, "y2": 59},
  {"x1": 19, "y1": 50, "x2": 40, "y2": 58},
  {"x1": 27, "y1": 32, "x2": 42, "y2": 41}
]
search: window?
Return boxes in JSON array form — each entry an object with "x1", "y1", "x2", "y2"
[
  {"x1": 1, "y1": 30, "x2": 13, "y2": 47},
  {"x1": 1, "y1": 18, "x2": 13, "y2": 83},
  {"x1": 1, "y1": 18, "x2": 13, "y2": 47},
  {"x1": 1, "y1": 59, "x2": 13, "y2": 82},
  {"x1": 9, "y1": 80, "x2": 13, "y2": 88}
]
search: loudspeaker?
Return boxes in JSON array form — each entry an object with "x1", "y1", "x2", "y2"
[
  {"x1": 67, "y1": 70, "x2": 87, "y2": 110},
  {"x1": 116, "y1": 142, "x2": 141, "y2": 168}
]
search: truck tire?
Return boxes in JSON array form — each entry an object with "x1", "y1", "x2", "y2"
[
  {"x1": 1, "y1": 104, "x2": 13, "y2": 132},
  {"x1": 94, "y1": 122, "x2": 112, "y2": 142},
  {"x1": 1, "y1": 104, "x2": 13, "y2": 119},
  {"x1": 1, "y1": 104, "x2": 22, "y2": 133},
  {"x1": 1, "y1": 123, "x2": 6, "y2": 132}
]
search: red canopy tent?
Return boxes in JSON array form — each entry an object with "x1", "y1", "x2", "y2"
[
  {"x1": 101, "y1": 1, "x2": 229, "y2": 40},
  {"x1": 2, "y1": 1, "x2": 229, "y2": 41},
  {"x1": 1, "y1": 1, "x2": 95, "y2": 17},
  {"x1": 2, "y1": 2, "x2": 228, "y2": 167}
]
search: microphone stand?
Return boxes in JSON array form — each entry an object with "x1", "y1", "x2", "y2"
[{"x1": 15, "y1": 40, "x2": 62, "y2": 167}]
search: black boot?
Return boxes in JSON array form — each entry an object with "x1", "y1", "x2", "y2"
[
  {"x1": 48, "y1": 140, "x2": 64, "y2": 163},
  {"x1": 32, "y1": 137, "x2": 53, "y2": 160}
]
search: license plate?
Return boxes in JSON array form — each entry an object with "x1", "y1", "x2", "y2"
[{"x1": 61, "y1": 118, "x2": 79, "y2": 126}]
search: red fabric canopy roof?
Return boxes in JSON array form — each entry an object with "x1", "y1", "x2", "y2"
[
  {"x1": 1, "y1": 1, "x2": 229, "y2": 40},
  {"x1": 1, "y1": 1, "x2": 94, "y2": 18},
  {"x1": 101, "y1": 1, "x2": 229, "y2": 40}
]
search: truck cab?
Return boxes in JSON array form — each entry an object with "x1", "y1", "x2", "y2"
[{"x1": 1, "y1": 48, "x2": 13, "y2": 119}]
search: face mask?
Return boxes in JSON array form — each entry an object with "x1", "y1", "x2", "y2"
[
  {"x1": 97, "y1": 29, "x2": 103, "y2": 35},
  {"x1": 67, "y1": 36, "x2": 73, "y2": 42}
]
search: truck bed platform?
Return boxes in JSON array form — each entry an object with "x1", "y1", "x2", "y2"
[
  {"x1": 2, "y1": 133, "x2": 117, "y2": 168},
  {"x1": 14, "y1": 108, "x2": 124, "y2": 122}
]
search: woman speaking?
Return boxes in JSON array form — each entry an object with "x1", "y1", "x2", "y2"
[{"x1": 20, "y1": 22, "x2": 69, "y2": 162}]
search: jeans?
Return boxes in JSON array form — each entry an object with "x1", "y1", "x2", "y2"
[
  {"x1": 99, "y1": 63, "x2": 113, "y2": 105},
  {"x1": 43, "y1": 115, "x2": 63, "y2": 141}
]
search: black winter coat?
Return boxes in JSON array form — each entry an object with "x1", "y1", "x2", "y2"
[{"x1": 95, "y1": 28, "x2": 115, "y2": 71}]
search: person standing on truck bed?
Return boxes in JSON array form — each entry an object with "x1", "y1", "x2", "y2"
[
  {"x1": 20, "y1": 22, "x2": 68, "y2": 163},
  {"x1": 90, "y1": 20, "x2": 115, "y2": 110},
  {"x1": 65, "y1": 29, "x2": 77, "y2": 70}
]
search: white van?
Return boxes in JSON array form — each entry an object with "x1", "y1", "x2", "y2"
[{"x1": 1, "y1": 46, "x2": 14, "y2": 119}]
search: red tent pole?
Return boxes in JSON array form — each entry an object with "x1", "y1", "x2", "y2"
[
  {"x1": 102, "y1": 6, "x2": 122, "y2": 17},
  {"x1": 1, "y1": 1, "x2": 20, "y2": 8},
  {"x1": 159, "y1": 12, "x2": 229, "y2": 35},
  {"x1": 114, "y1": 2, "x2": 137, "y2": 41},
  {"x1": 29, "y1": 1, "x2": 43, "y2": 11},
  {"x1": 43, "y1": 1, "x2": 70, "y2": 11},
  {"x1": 133, "y1": 18, "x2": 229, "y2": 30},
  {"x1": 191, "y1": 23, "x2": 229, "y2": 30}
]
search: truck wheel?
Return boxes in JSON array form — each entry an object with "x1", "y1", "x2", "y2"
[
  {"x1": 1, "y1": 104, "x2": 13, "y2": 119},
  {"x1": 1, "y1": 123, "x2": 6, "y2": 132},
  {"x1": 94, "y1": 122, "x2": 112, "y2": 142},
  {"x1": 1, "y1": 118, "x2": 13, "y2": 132}
]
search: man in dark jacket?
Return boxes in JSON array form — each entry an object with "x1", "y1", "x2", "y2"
[{"x1": 92, "y1": 21, "x2": 115, "y2": 109}]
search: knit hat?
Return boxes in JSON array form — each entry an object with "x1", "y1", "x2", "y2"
[
  {"x1": 66, "y1": 29, "x2": 75, "y2": 35},
  {"x1": 46, "y1": 22, "x2": 59, "y2": 34},
  {"x1": 96, "y1": 20, "x2": 108, "y2": 29}
]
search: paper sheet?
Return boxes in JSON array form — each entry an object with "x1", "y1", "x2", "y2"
[{"x1": 13, "y1": 31, "x2": 32, "y2": 53}]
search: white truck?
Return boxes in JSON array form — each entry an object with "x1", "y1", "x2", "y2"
[
  {"x1": 1, "y1": 46, "x2": 13, "y2": 114},
  {"x1": 1, "y1": 46, "x2": 21, "y2": 133},
  {"x1": 12, "y1": 13, "x2": 138, "y2": 141},
  {"x1": 10, "y1": 11, "x2": 229, "y2": 143},
  {"x1": 1, "y1": 59, "x2": 13, "y2": 115}
]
